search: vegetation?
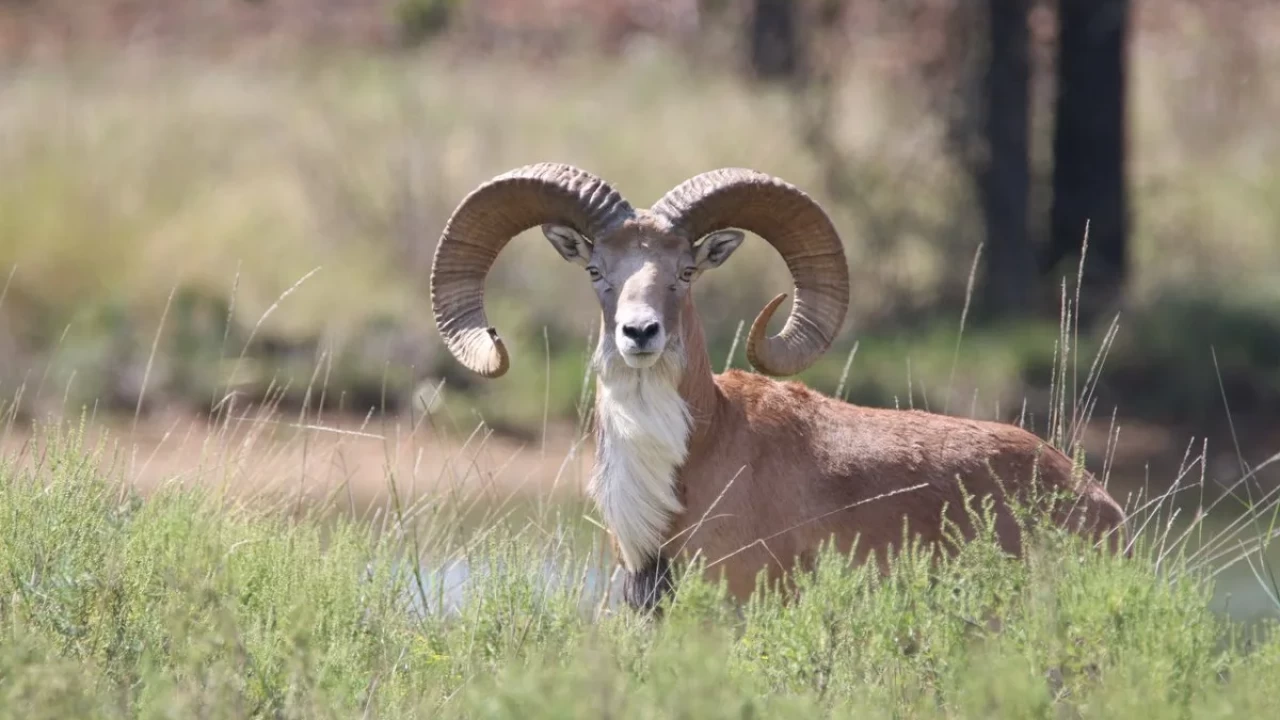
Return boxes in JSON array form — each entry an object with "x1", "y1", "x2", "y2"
[
  {"x1": 2, "y1": 3, "x2": 1279, "y2": 717},
  {"x1": 2, "y1": 27, "x2": 1280, "y2": 437},
  {"x1": 394, "y1": 0, "x2": 460, "y2": 45},
  {"x1": 0, "y1": 419, "x2": 1277, "y2": 718}
]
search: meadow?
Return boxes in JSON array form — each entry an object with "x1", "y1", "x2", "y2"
[
  {"x1": 2, "y1": 410, "x2": 1280, "y2": 718},
  {"x1": 4, "y1": 2, "x2": 1280, "y2": 716},
  {"x1": 3, "y1": 276, "x2": 1280, "y2": 715}
]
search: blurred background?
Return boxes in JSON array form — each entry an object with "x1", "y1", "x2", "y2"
[{"x1": 0, "y1": 0, "x2": 1277, "y2": 520}]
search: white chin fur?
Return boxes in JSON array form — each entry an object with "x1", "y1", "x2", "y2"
[
  {"x1": 620, "y1": 350, "x2": 663, "y2": 369},
  {"x1": 591, "y1": 349, "x2": 690, "y2": 571}
]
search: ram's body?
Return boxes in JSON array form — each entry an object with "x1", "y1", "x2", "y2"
[
  {"x1": 430, "y1": 163, "x2": 1128, "y2": 611},
  {"x1": 600, "y1": 296, "x2": 1125, "y2": 608}
]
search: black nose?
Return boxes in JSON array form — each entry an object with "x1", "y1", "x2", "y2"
[{"x1": 621, "y1": 321, "x2": 661, "y2": 344}]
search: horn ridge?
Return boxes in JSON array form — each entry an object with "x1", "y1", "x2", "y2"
[
  {"x1": 652, "y1": 169, "x2": 850, "y2": 376},
  {"x1": 430, "y1": 163, "x2": 634, "y2": 378}
]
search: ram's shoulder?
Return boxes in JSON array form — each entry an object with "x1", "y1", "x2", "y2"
[{"x1": 714, "y1": 369, "x2": 848, "y2": 427}]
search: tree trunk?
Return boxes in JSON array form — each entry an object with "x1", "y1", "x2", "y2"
[
  {"x1": 1045, "y1": 0, "x2": 1131, "y2": 317},
  {"x1": 980, "y1": 0, "x2": 1036, "y2": 317},
  {"x1": 749, "y1": 0, "x2": 801, "y2": 81}
]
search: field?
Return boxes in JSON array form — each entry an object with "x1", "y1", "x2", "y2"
[
  {"x1": 3, "y1": 316, "x2": 1280, "y2": 715},
  {"x1": 3, "y1": 416, "x2": 1280, "y2": 718},
  {"x1": 4, "y1": 1, "x2": 1280, "y2": 716}
]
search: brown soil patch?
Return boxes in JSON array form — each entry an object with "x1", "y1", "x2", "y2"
[
  {"x1": 3, "y1": 404, "x2": 1276, "y2": 519},
  {"x1": 1, "y1": 408, "x2": 593, "y2": 514}
]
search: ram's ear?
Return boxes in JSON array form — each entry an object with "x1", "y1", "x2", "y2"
[
  {"x1": 542, "y1": 224, "x2": 592, "y2": 267},
  {"x1": 694, "y1": 230, "x2": 745, "y2": 271}
]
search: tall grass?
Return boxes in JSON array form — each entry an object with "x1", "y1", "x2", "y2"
[
  {"x1": 3, "y1": 242, "x2": 1280, "y2": 718},
  {"x1": 4, "y1": 15, "x2": 1280, "y2": 715},
  {"x1": 3, "y1": 414, "x2": 1280, "y2": 718}
]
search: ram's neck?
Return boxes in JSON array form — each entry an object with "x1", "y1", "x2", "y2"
[
  {"x1": 672, "y1": 298, "x2": 722, "y2": 445},
  {"x1": 589, "y1": 297, "x2": 719, "y2": 572}
]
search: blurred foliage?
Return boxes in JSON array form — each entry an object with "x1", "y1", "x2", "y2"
[
  {"x1": 0, "y1": 1, "x2": 1277, "y2": 449},
  {"x1": 394, "y1": 0, "x2": 461, "y2": 46}
]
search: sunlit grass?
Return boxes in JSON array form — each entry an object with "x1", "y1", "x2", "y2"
[
  {"x1": 2, "y1": 412, "x2": 1279, "y2": 718},
  {"x1": 3, "y1": 20, "x2": 1280, "y2": 715},
  {"x1": 1, "y1": 222, "x2": 1279, "y2": 716}
]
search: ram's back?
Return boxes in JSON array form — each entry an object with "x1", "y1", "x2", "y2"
[{"x1": 705, "y1": 370, "x2": 1127, "y2": 564}]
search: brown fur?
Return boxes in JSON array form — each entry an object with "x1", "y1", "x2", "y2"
[{"x1": 652, "y1": 296, "x2": 1128, "y2": 603}]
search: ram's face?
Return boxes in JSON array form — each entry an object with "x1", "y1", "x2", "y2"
[
  {"x1": 542, "y1": 222, "x2": 744, "y2": 369},
  {"x1": 429, "y1": 163, "x2": 850, "y2": 381}
]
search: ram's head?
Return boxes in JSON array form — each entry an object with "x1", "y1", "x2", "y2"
[{"x1": 430, "y1": 163, "x2": 850, "y2": 377}]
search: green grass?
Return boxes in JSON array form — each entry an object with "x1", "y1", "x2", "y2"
[
  {"x1": 2, "y1": 418, "x2": 1280, "y2": 718},
  {"x1": 4, "y1": 22, "x2": 1280, "y2": 715}
]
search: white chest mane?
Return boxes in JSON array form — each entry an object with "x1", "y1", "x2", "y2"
[{"x1": 591, "y1": 367, "x2": 692, "y2": 571}]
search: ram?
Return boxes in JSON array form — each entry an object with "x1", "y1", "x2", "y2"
[{"x1": 430, "y1": 163, "x2": 1127, "y2": 611}]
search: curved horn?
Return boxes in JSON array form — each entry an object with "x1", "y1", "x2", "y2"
[
  {"x1": 651, "y1": 169, "x2": 849, "y2": 376},
  {"x1": 430, "y1": 163, "x2": 634, "y2": 377}
]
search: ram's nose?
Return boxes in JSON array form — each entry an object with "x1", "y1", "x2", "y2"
[
  {"x1": 615, "y1": 313, "x2": 666, "y2": 368},
  {"x1": 620, "y1": 321, "x2": 661, "y2": 348}
]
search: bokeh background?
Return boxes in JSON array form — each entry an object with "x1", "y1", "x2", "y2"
[{"x1": 1, "y1": 0, "x2": 1277, "y2": 538}]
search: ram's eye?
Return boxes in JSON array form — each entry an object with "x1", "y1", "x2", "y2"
[
  {"x1": 587, "y1": 267, "x2": 603, "y2": 282},
  {"x1": 679, "y1": 267, "x2": 696, "y2": 282}
]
